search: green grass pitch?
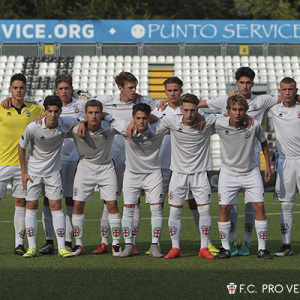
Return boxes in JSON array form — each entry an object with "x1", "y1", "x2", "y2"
[{"x1": 0, "y1": 192, "x2": 299, "y2": 299}]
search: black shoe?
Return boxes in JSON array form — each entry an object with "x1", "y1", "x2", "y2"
[
  {"x1": 257, "y1": 249, "x2": 273, "y2": 259},
  {"x1": 274, "y1": 245, "x2": 292, "y2": 257},
  {"x1": 39, "y1": 242, "x2": 54, "y2": 254},
  {"x1": 217, "y1": 247, "x2": 231, "y2": 259},
  {"x1": 14, "y1": 244, "x2": 26, "y2": 255}
]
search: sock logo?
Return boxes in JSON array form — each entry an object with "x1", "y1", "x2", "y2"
[
  {"x1": 169, "y1": 226, "x2": 177, "y2": 236},
  {"x1": 19, "y1": 230, "x2": 25, "y2": 239},
  {"x1": 245, "y1": 223, "x2": 253, "y2": 232},
  {"x1": 201, "y1": 225, "x2": 211, "y2": 235},
  {"x1": 132, "y1": 226, "x2": 138, "y2": 236},
  {"x1": 57, "y1": 228, "x2": 65, "y2": 237},
  {"x1": 101, "y1": 226, "x2": 109, "y2": 237},
  {"x1": 73, "y1": 226, "x2": 81, "y2": 237},
  {"x1": 280, "y1": 223, "x2": 289, "y2": 234},
  {"x1": 259, "y1": 231, "x2": 267, "y2": 240},
  {"x1": 26, "y1": 227, "x2": 34, "y2": 237},
  {"x1": 153, "y1": 227, "x2": 161, "y2": 237},
  {"x1": 123, "y1": 227, "x2": 131, "y2": 238},
  {"x1": 219, "y1": 231, "x2": 226, "y2": 239},
  {"x1": 112, "y1": 227, "x2": 120, "y2": 237}
]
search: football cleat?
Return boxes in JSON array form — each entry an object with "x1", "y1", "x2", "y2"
[
  {"x1": 146, "y1": 245, "x2": 161, "y2": 255},
  {"x1": 198, "y1": 247, "x2": 215, "y2": 259},
  {"x1": 23, "y1": 247, "x2": 36, "y2": 258},
  {"x1": 39, "y1": 242, "x2": 54, "y2": 255},
  {"x1": 92, "y1": 243, "x2": 109, "y2": 255},
  {"x1": 238, "y1": 241, "x2": 250, "y2": 256},
  {"x1": 208, "y1": 244, "x2": 220, "y2": 256},
  {"x1": 112, "y1": 244, "x2": 122, "y2": 257},
  {"x1": 257, "y1": 249, "x2": 273, "y2": 259},
  {"x1": 14, "y1": 244, "x2": 26, "y2": 255},
  {"x1": 274, "y1": 245, "x2": 293, "y2": 257},
  {"x1": 132, "y1": 244, "x2": 138, "y2": 255},
  {"x1": 120, "y1": 244, "x2": 133, "y2": 258},
  {"x1": 72, "y1": 245, "x2": 84, "y2": 256},
  {"x1": 217, "y1": 247, "x2": 231, "y2": 259},
  {"x1": 58, "y1": 247, "x2": 73, "y2": 258},
  {"x1": 149, "y1": 244, "x2": 163, "y2": 258},
  {"x1": 65, "y1": 245, "x2": 72, "y2": 252},
  {"x1": 230, "y1": 240, "x2": 240, "y2": 256},
  {"x1": 164, "y1": 248, "x2": 182, "y2": 259}
]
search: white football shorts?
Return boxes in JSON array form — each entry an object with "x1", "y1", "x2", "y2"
[{"x1": 0, "y1": 165, "x2": 24, "y2": 198}]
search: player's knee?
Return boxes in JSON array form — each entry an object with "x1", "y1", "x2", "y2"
[
  {"x1": 197, "y1": 204, "x2": 210, "y2": 216},
  {"x1": 73, "y1": 201, "x2": 85, "y2": 214},
  {"x1": 106, "y1": 201, "x2": 119, "y2": 214},
  {"x1": 219, "y1": 205, "x2": 231, "y2": 218},
  {"x1": 26, "y1": 201, "x2": 38, "y2": 210},
  {"x1": 150, "y1": 204, "x2": 162, "y2": 217},
  {"x1": 14, "y1": 198, "x2": 25, "y2": 207}
]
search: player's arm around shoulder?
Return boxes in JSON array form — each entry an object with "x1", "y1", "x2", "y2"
[{"x1": 105, "y1": 114, "x2": 129, "y2": 135}]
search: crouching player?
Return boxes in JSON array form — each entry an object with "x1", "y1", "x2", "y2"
[
  {"x1": 216, "y1": 95, "x2": 272, "y2": 259},
  {"x1": 106, "y1": 103, "x2": 166, "y2": 258},
  {"x1": 70, "y1": 100, "x2": 122, "y2": 256},
  {"x1": 18, "y1": 96, "x2": 80, "y2": 258}
]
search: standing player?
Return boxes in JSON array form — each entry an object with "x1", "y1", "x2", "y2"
[
  {"x1": 91, "y1": 72, "x2": 159, "y2": 255},
  {"x1": 38, "y1": 75, "x2": 86, "y2": 254},
  {"x1": 69, "y1": 100, "x2": 122, "y2": 256},
  {"x1": 267, "y1": 77, "x2": 300, "y2": 256},
  {"x1": 160, "y1": 94, "x2": 217, "y2": 259},
  {"x1": 105, "y1": 103, "x2": 165, "y2": 258},
  {"x1": 199, "y1": 66, "x2": 281, "y2": 256},
  {"x1": 215, "y1": 95, "x2": 272, "y2": 259},
  {"x1": 0, "y1": 73, "x2": 44, "y2": 255},
  {"x1": 18, "y1": 95, "x2": 79, "y2": 258}
]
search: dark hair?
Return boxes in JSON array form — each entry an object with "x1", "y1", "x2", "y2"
[
  {"x1": 115, "y1": 72, "x2": 138, "y2": 87},
  {"x1": 226, "y1": 94, "x2": 249, "y2": 112},
  {"x1": 280, "y1": 77, "x2": 297, "y2": 87},
  {"x1": 235, "y1": 67, "x2": 255, "y2": 81},
  {"x1": 132, "y1": 103, "x2": 151, "y2": 116},
  {"x1": 55, "y1": 74, "x2": 72, "y2": 87},
  {"x1": 180, "y1": 93, "x2": 199, "y2": 106},
  {"x1": 163, "y1": 77, "x2": 183, "y2": 88},
  {"x1": 44, "y1": 95, "x2": 62, "y2": 110},
  {"x1": 10, "y1": 73, "x2": 26, "y2": 86},
  {"x1": 85, "y1": 99, "x2": 103, "y2": 112}
]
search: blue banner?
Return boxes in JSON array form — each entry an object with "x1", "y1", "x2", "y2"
[{"x1": 0, "y1": 20, "x2": 300, "y2": 43}]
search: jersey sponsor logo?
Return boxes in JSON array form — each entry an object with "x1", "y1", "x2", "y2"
[
  {"x1": 25, "y1": 110, "x2": 31, "y2": 117},
  {"x1": 123, "y1": 227, "x2": 131, "y2": 237},
  {"x1": 19, "y1": 229, "x2": 25, "y2": 239},
  {"x1": 279, "y1": 113, "x2": 283, "y2": 117},
  {"x1": 201, "y1": 225, "x2": 211, "y2": 235},
  {"x1": 40, "y1": 136, "x2": 45, "y2": 141},
  {"x1": 245, "y1": 223, "x2": 253, "y2": 233},
  {"x1": 280, "y1": 223, "x2": 289, "y2": 234},
  {"x1": 73, "y1": 226, "x2": 81, "y2": 237},
  {"x1": 112, "y1": 104, "x2": 117, "y2": 107},
  {"x1": 169, "y1": 226, "x2": 177, "y2": 236},
  {"x1": 259, "y1": 231, "x2": 267, "y2": 240},
  {"x1": 101, "y1": 226, "x2": 109, "y2": 237},
  {"x1": 219, "y1": 231, "x2": 226, "y2": 239},
  {"x1": 153, "y1": 227, "x2": 161, "y2": 237},
  {"x1": 225, "y1": 130, "x2": 229, "y2": 135},
  {"x1": 57, "y1": 228, "x2": 65, "y2": 237},
  {"x1": 7, "y1": 112, "x2": 12, "y2": 116},
  {"x1": 112, "y1": 227, "x2": 120, "y2": 237},
  {"x1": 178, "y1": 128, "x2": 182, "y2": 131},
  {"x1": 26, "y1": 227, "x2": 34, "y2": 237}
]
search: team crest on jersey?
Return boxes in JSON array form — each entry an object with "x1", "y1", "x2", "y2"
[
  {"x1": 201, "y1": 225, "x2": 211, "y2": 236},
  {"x1": 259, "y1": 231, "x2": 267, "y2": 240},
  {"x1": 169, "y1": 226, "x2": 177, "y2": 236},
  {"x1": 74, "y1": 106, "x2": 79, "y2": 113},
  {"x1": 153, "y1": 227, "x2": 161, "y2": 237},
  {"x1": 57, "y1": 228, "x2": 65, "y2": 237},
  {"x1": 25, "y1": 110, "x2": 31, "y2": 117},
  {"x1": 245, "y1": 223, "x2": 253, "y2": 232},
  {"x1": 19, "y1": 230, "x2": 25, "y2": 239},
  {"x1": 101, "y1": 226, "x2": 109, "y2": 237},
  {"x1": 102, "y1": 133, "x2": 108, "y2": 140},
  {"x1": 73, "y1": 188, "x2": 78, "y2": 197},
  {"x1": 26, "y1": 227, "x2": 34, "y2": 237},
  {"x1": 219, "y1": 231, "x2": 226, "y2": 239},
  {"x1": 112, "y1": 227, "x2": 120, "y2": 237},
  {"x1": 73, "y1": 226, "x2": 81, "y2": 237},
  {"x1": 123, "y1": 227, "x2": 131, "y2": 237},
  {"x1": 281, "y1": 223, "x2": 289, "y2": 234},
  {"x1": 245, "y1": 131, "x2": 250, "y2": 138}
]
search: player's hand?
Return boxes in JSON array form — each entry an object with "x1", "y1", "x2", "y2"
[
  {"x1": 228, "y1": 90, "x2": 237, "y2": 97},
  {"x1": 264, "y1": 167, "x2": 271, "y2": 182},
  {"x1": 126, "y1": 120, "x2": 136, "y2": 139},
  {"x1": 157, "y1": 101, "x2": 168, "y2": 111},
  {"x1": 77, "y1": 121, "x2": 87, "y2": 138},
  {"x1": 33, "y1": 115, "x2": 44, "y2": 124},
  {"x1": 244, "y1": 114, "x2": 254, "y2": 127},
  {"x1": 22, "y1": 173, "x2": 33, "y2": 190},
  {"x1": 149, "y1": 114, "x2": 159, "y2": 124},
  {"x1": 1, "y1": 97, "x2": 12, "y2": 109},
  {"x1": 195, "y1": 113, "x2": 206, "y2": 131}
]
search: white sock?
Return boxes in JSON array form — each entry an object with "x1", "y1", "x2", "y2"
[
  {"x1": 72, "y1": 214, "x2": 85, "y2": 247},
  {"x1": 243, "y1": 202, "x2": 255, "y2": 244},
  {"x1": 198, "y1": 205, "x2": 212, "y2": 249},
  {"x1": 280, "y1": 202, "x2": 294, "y2": 244},
  {"x1": 190, "y1": 209, "x2": 200, "y2": 233},
  {"x1": 122, "y1": 207, "x2": 135, "y2": 244},
  {"x1": 132, "y1": 203, "x2": 141, "y2": 245},
  {"x1": 229, "y1": 205, "x2": 238, "y2": 242},
  {"x1": 51, "y1": 209, "x2": 66, "y2": 250},
  {"x1": 108, "y1": 212, "x2": 121, "y2": 246},
  {"x1": 42, "y1": 204, "x2": 53, "y2": 240},
  {"x1": 65, "y1": 205, "x2": 74, "y2": 243},
  {"x1": 168, "y1": 207, "x2": 182, "y2": 249},
  {"x1": 218, "y1": 221, "x2": 231, "y2": 250},
  {"x1": 255, "y1": 219, "x2": 268, "y2": 251},
  {"x1": 150, "y1": 205, "x2": 163, "y2": 244},
  {"x1": 25, "y1": 209, "x2": 38, "y2": 249},
  {"x1": 100, "y1": 203, "x2": 110, "y2": 245},
  {"x1": 14, "y1": 206, "x2": 26, "y2": 247}
]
